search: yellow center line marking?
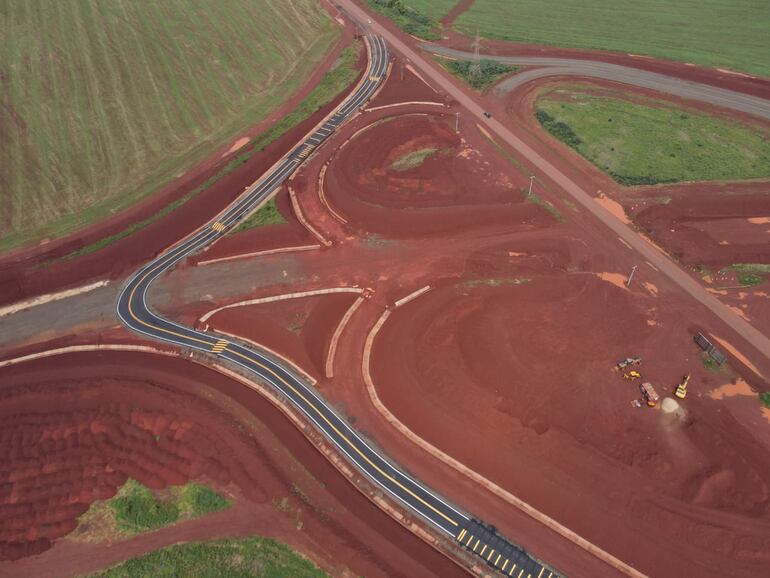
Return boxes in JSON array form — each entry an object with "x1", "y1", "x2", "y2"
[
  {"x1": 495, "y1": 554, "x2": 501, "y2": 565},
  {"x1": 226, "y1": 346, "x2": 459, "y2": 527},
  {"x1": 486, "y1": 548, "x2": 494, "y2": 560},
  {"x1": 480, "y1": 544, "x2": 487, "y2": 556},
  {"x1": 465, "y1": 533, "x2": 474, "y2": 546},
  {"x1": 473, "y1": 539, "x2": 481, "y2": 552},
  {"x1": 517, "y1": 569, "x2": 524, "y2": 578},
  {"x1": 502, "y1": 560, "x2": 509, "y2": 571},
  {"x1": 457, "y1": 529, "x2": 466, "y2": 542},
  {"x1": 508, "y1": 564, "x2": 516, "y2": 576},
  {"x1": 537, "y1": 569, "x2": 545, "y2": 578}
]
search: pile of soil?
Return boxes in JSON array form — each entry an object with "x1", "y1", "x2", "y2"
[
  {"x1": 324, "y1": 113, "x2": 550, "y2": 236},
  {"x1": 0, "y1": 351, "x2": 465, "y2": 578}
]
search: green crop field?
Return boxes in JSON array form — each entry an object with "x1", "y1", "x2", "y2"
[
  {"x1": 0, "y1": 0, "x2": 340, "y2": 252},
  {"x1": 452, "y1": 0, "x2": 770, "y2": 77},
  {"x1": 535, "y1": 86, "x2": 770, "y2": 185},
  {"x1": 89, "y1": 537, "x2": 328, "y2": 578}
]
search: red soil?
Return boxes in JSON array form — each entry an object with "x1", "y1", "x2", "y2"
[
  {"x1": 186, "y1": 186, "x2": 313, "y2": 266},
  {"x1": 323, "y1": 112, "x2": 553, "y2": 236},
  {"x1": 207, "y1": 292, "x2": 357, "y2": 377},
  {"x1": 628, "y1": 181, "x2": 770, "y2": 268},
  {"x1": 0, "y1": 351, "x2": 466, "y2": 577},
  {"x1": 0, "y1": 23, "x2": 362, "y2": 308},
  {"x1": 368, "y1": 59, "x2": 446, "y2": 107},
  {"x1": 371, "y1": 262, "x2": 770, "y2": 578}
]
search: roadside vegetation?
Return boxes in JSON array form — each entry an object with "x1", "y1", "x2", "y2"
[
  {"x1": 1, "y1": 0, "x2": 340, "y2": 253},
  {"x1": 440, "y1": 58, "x2": 518, "y2": 91},
  {"x1": 760, "y1": 392, "x2": 770, "y2": 409},
  {"x1": 535, "y1": 87, "x2": 770, "y2": 185},
  {"x1": 72, "y1": 479, "x2": 230, "y2": 542},
  {"x1": 452, "y1": 0, "x2": 770, "y2": 77},
  {"x1": 88, "y1": 537, "x2": 328, "y2": 578},
  {"x1": 725, "y1": 264, "x2": 770, "y2": 287},
  {"x1": 56, "y1": 45, "x2": 361, "y2": 261},
  {"x1": 364, "y1": 0, "x2": 442, "y2": 40},
  {"x1": 233, "y1": 198, "x2": 287, "y2": 233}
]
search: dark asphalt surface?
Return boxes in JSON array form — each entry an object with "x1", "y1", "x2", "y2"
[
  {"x1": 117, "y1": 34, "x2": 556, "y2": 578},
  {"x1": 424, "y1": 45, "x2": 770, "y2": 120}
]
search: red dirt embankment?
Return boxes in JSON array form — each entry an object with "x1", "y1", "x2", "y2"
[
  {"x1": 323, "y1": 113, "x2": 553, "y2": 236},
  {"x1": 0, "y1": 351, "x2": 465, "y2": 578},
  {"x1": 186, "y1": 186, "x2": 313, "y2": 266},
  {"x1": 206, "y1": 292, "x2": 357, "y2": 377},
  {"x1": 0, "y1": 26, "x2": 362, "y2": 308},
  {"x1": 370, "y1": 245, "x2": 770, "y2": 578}
]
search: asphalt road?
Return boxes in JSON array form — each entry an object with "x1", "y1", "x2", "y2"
[
  {"x1": 337, "y1": 1, "x2": 770, "y2": 373},
  {"x1": 117, "y1": 34, "x2": 556, "y2": 578},
  {"x1": 424, "y1": 45, "x2": 770, "y2": 120}
]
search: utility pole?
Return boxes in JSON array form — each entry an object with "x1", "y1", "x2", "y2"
[
  {"x1": 527, "y1": 175, "x2": 535, "y2": 197},
  {"x1": 626, "y1": 265, "x2": 638, "y2": 287}
]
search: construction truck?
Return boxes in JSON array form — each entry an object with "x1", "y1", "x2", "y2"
[
  {"x1": 616, "y1": 356, "x2": 642, "y2": 370},
  {"x1": 640, "y1": 382, "x2": 660, "y2": 407},
  {"x1": 674, "y1": 374, "x2": 690, "y2": 399},
  {"x1": 623, "y1": 370, "x2": 642, "y2": 380}
]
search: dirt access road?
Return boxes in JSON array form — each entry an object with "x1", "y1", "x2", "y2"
[
  {"x1": 423, "y1": 45, "x2": 770, "y2": 120},
  {"x1": 338, "y1": 0, "x2": 770, "y2": 373}
]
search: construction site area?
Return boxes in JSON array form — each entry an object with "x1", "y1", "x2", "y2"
[{"x1": 1, "y1": 10, "x2": 769, "y2": 578}]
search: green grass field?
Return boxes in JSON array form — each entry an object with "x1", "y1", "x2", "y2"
[
  {"x1": 89, "y1": 537, "x2": 328, "y2": 578},
  {"x1": 72, "y1": 479, "x2": 230, "y2": 542},
  {"x1": 0, "y1": 0, "x2": 340, "y2": 252},
  {"x1": 451, "y1": 0, "x2": 770, "y2": 77},
  {"x1": 535, "y1": 86, "x2": 770, "y2": 185},
  {"x1": 52, "y1": 43, "x2": 360, "y2": 261}
]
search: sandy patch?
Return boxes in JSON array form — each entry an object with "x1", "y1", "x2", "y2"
[
  {"x1": 646, "y1": 319, "x2": 658, "y2": 326},
  {"x1": 223, "y1": 137, "x2": 250, "y2": 157},
  {"x1": 594, "y1": 193, "x2": 630, "y2": 224},
  {"x1": 708, "y1": 378, "x2": 754, "y2": 400},
  {"x1": 747, "y1": 217, "x2": 770, "y2": 224},
  {"x1": 706, "y1": 288, "x2": 728, "y2": 295},
  {"x1": 763, "y1": 407, "x2": 770, "y2": 424},
  {"x1": 508, "y1": 251, "x2": 526, "y2": 257},
  {"x1": 710, "y1": 335, "x2": 766, "y2": 380},
  {"x1": 642, "y1": 281, "x2": 658, "y2": 296},
  {"x1": 727, "y1": 305, "x2": 751, "y2": 322},
  {"x1": 718, "y1": 240, "x2": 730, "y2": 245},
  {"x1": 595, "y1": 272, "x2": 628, "y2": 290}
]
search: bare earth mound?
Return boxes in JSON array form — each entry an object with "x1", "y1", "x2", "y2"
[
  {"x1": 324, "y1": 113, "x2": 551, "y2": 236},
  {"x1": 371, "y1": 262, "x2": 770, "y2": 577},
  {"x1": 0, "y1": 352, "x2": 464, "y2": 578},
  {"x1": 206, "y1": 292, "x2": 357, "y2": 376}
]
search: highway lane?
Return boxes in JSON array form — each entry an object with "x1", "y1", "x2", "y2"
[
  {"x1": 423, "y1": 45, "x2": 770, "y2": 120},
  {"x1": 117, "y1": 34, "x2": 557, "y2": 578}
]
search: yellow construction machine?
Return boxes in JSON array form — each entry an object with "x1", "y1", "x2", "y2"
[{"x1": 674, "y1": 374, "x2": 690, "y2": 399}]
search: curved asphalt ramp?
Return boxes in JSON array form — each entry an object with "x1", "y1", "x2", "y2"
[{"x1": 423, "y1": 45, "x2": 770, "y2": 120}]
